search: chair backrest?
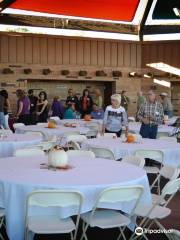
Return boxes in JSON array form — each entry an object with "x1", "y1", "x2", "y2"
[
  {"x1": 69, "y1": 141, "x2": 81, "y2": 150},
  {"x1": 97, "y1": 133, "x2": 117, "y2": 138},
  {"x1": 158, "y1": 136, "x2": 177, "y2": 143},
  {"x1": 36, "y1": 122, "x2": 47, "y2": 126},
  {"x1": 26, "y1": 190, "x2": 84, "y2": 239},
  {"x1": 162, "y1": 178, "x2": 180, "y2": 197},
  {"x1": 63, "y1": 131, "x2": 81, "y2": 137},
  {"x1": 66, "y1": 134, "x2": 87, "y2": 143},
  {"x1": 50, "y1": 117, "x2": 61, "y2": 124},
  {"x1": 134, "y1": 149, "x2": 164, "y2": 163},
  {"x1": 122, "y1": 155, "x2": 145, "y2": 168},
  {"x1": 128, "y1": 116, "x2": 135, "y2": 122},
  {"x1": 14, "y1": 148, "x2": 45, "y2": 157},
  {"x1": 13, "y1": 123, "x2": 25, "y2": 129},
  {"x1": 24, "y1": 130, "x2": 45, "y2": 139},
  {"x1": 67, "y1": 150, "x2": 95, "y2": 159},
  {"x1": 160, "y1": 165, "x2": 180, "y2": 180},
  {"x1": 92, "y1": 186, "x2": 144, "y2": 217},
  {"x1": 90, "y1": 147, "x2": 115, "y2": 160}
]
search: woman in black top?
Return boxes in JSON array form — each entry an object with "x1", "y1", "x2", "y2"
[
  {"x1": 0, "y1": 90, "x2": 10, "y2": 129},
  {"x1": 37, "y1": 91, "x2": 48, "y2": 122}
]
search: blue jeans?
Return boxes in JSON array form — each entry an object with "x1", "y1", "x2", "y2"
[
  {"x1": 0, "y1": 112, "x2": 6, "y2": 129},
  {"x1": 140, "y1": 123, "x2": 158, "y2": 139}
]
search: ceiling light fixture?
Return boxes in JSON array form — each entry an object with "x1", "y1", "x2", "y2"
[
  {"x1": 147, "y1": 62, "x2": 180, "y2": 76},
  {"x1": 153, "y1": 79, "x2": 171, "y2": 88},
  {"x1": 173, "y1": 8, "x2": 180, "y2": 17}
]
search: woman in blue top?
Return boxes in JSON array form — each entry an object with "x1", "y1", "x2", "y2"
[{"x1": 64, "y1": 103, "x2": 76, "y2": 119}]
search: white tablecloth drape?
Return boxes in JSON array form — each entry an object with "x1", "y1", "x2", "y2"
[
  {"x1": 0, "y1": 156, "x2": 151, "y2": 240},
  {"x1": 15, "y1": 124, "x2": 89, "y2": 139},
  {"x1": 83, "y1": 138, "x2": 180, "y2": 167},
  {"x1": 0, "y1": 134, "x2": 42, "y2": 157}
]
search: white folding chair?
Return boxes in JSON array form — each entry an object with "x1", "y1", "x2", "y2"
[
  {"x1": 80, "y1": 186, "x2": 144, "y2": 240},
  {"x1": 122, "y1": 155, "x2": 145, "y2": 168},
  {"x1": 13, "y1": 148, "x2": 45, "y2": 157},
  {"x1": 131, "y1": 178, "x2": 180, "y2": 240},
  {"x1": 128, "y1": 117, "x2": 135, "y2": 122},
  {"x1": 90, "y1": 147, "x2": 115, "y2": 160},
  {"x1": 67, "y1": 150, "x2": 95, "y2": 159},
  {"x1": 36, "y1": 123, "x2": 47, "y2": 126},
  {"x1": 134, "y1": 149, "x2": 164, "y2": 174},
  {"x1": 151, "y1": 165, "x2": 180, "y2": 199},
  {"x1": 25, "y1": 190, "x2": 84, "y2": 240},
  {"x1": 0, "y1": 208, "x2": 5, "y2": 240},
  {"x1": 156, "y1": 132, "x2": 169, "y2": 138},
  {"x1": 13, "y1": 123, "x2": 25, "y2": 130},
  {"x1": 158, "y1": 136, "x2": 177, "y2": 143},
  {"x1": 49, "y1": 116, "x2": 61, "y2": 124},
  {"x1": 66, "y1": 135, "x2": 87, "y2": 150}
]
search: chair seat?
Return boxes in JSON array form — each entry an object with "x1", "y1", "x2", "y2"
[
  {"x1": 134, "y1": 205, "x2": 171, "y2": 219},
  {"x1": 81, "y1": 210, "x2": 131, "y2": 229},
  {"x1": 28, "y1": 215, "x2": 75, "y2": 234},
  {"x1": 151, "y1": 194, "x2": 166, "y2": 205},
  {"x1": 144, "y1": 166, "x2": 160, "y2": 174},
  {"x1": 0, "y1": 208, "x2": 5, "y2": 218}
]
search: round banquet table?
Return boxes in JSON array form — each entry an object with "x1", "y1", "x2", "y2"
[
  {"x1": 0, "y1": 156, "x2": 151, "y2": 240},
  {"x1": 60, "y1": 119, "x2": 103, "y2": 127},
  {"x1": 0, "y1": 133, "x2": 42, "y2": 157},
  {"x1": 128, "y1": 122, "x2": 175, "y2": 135},
  {"x1": 15, "y1": 124, "x2": 89, "y2": 139},
  {"x1": 83, "y1": 138, "x2": 180, "y2": 167}
]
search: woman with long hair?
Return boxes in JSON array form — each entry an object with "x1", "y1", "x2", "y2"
[
  {"x1": 16, "y1": 89, "x2": 30, "y2": 125},
  {"x1": 80, "y1": 89, "x2": 93, "y2": 117},
  {"x1": 0, "y1": 89, "x2": 10, "y2": 129},
  {"x1": 37, "y1": 91, "x2": 48, "y2": 122}
]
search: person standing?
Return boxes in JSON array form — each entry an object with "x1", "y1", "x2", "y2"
[
  {"x1": 121, "y1": 90, "x2": 130, "y2": 112},
  {"x1": 159, "y1": 93, "x2": 173, "y2": 118},
  {"x1": 137, "y1": 91, "x2": 146, "y2": 112},
  {"x1": 0, "y1": 94, "x2": 6, "y2": 128},
  {"x1": 51, "y1": 96, "x2": 64, "y2": 119},
  {"x1": 102, "y1": 94, "x2": 128, "y2": 137},
  {"x1": 137, "y1": 90, "x2": 164, "y2": 139},
  {"x1": 0, "y1": 90, "x2": 10, "y2": 129},
  {"x1": 28, "y1": 89, "x2": 38, "y2": 124},
  {"x1": 66, "y1": 88, "x2": 80, "y2": 112},
  {"x1": 80, "y1": 89, "x2": 93, "y2": 117},
  {"x1": 37, "y1": 91, "x2": 48, "y2": 123},
  {"x1": 94, "y1": 89, "x2": 103, "y2": 109},
  {"x1": 16, "y1": 89, "x2": 30, "y2": 125}
]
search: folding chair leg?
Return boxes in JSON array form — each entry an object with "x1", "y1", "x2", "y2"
[
  {"x1": 117, "y1": 227, "x2": 126, "y2": 240},
  {"x1": 154, "y1": 219, "x2": 171, "y2": 240},
  {"x1": 0, "y1": 233, "x2": 5, "y2": 240},
  {"x1": 70, "y1": 232, "x2": 74, "y2": 240},
  {"x1": 80, "y1": 222, "x2": 88, "y2": 240}
]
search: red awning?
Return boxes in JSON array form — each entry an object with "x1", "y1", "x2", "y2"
[{"x1": 9, "y1": 0, "x2": 140, "y2": 22}]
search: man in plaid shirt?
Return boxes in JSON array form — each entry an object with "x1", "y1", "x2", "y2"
[{"x1": 137, "y1": 90, "x2": 164, "y2": 139}]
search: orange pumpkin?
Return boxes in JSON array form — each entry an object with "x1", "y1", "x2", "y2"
[
  {"x1": 48, "y1": 120, "x2": 57, "y2": 129},
  {"x1": 127, "y1": 134, "x2": 135, "y2": 143},
  {"x1": 84, "y1": 114, "x2": 92, "y2": 121}
]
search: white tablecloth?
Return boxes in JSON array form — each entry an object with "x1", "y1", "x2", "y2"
[
  {"x1": 83, "y1": 138, "x2": 180, "y2": 166},
  {"x1": 128, "y1": 122, "x2": 175, "y2": 135},
  {"x1": 0, "y1": 156, "x2": 151, "y2": 240},
  {"x1": 15, "y1": 124, "x2": 89, "y2": 139},
  {"x1": 0, "y1": 134, "x2": 42, "y2": 157}
]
